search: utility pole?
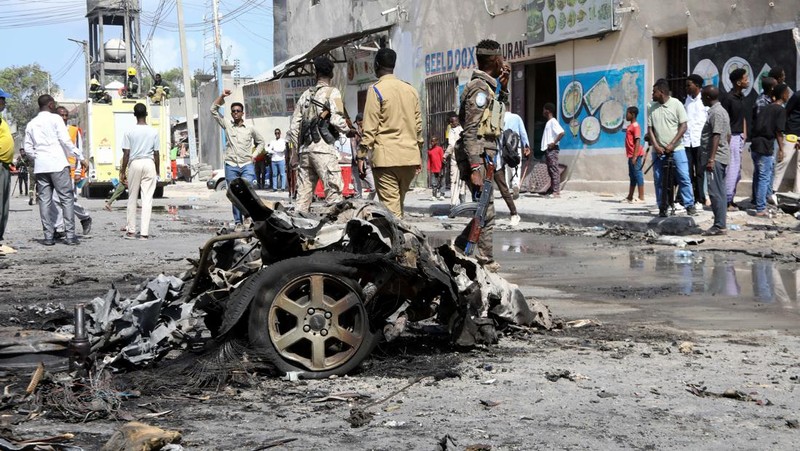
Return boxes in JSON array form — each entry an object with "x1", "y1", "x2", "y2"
[
  {"x1": 68, "y1": 38, "x2": 90, "y2": 99},
  {"x1": 176, "y1": 0, "x2": 198, "y2": 172},
  {"x1": 212, "y1": 0, "x2": 226, "y2": 155},
  {"x1": 123, "y1": 1, "x2": 132, "y2": 71}
]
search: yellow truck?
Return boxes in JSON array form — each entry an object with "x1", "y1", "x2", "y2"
[{"x1": 80, "y1": 97, "x2": 172, "y2": 198}]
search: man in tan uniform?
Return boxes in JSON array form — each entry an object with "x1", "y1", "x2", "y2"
[
  {"x1": 454, "y1": 39, "x2": 509, "y2": 272},
  {"x1": 357, "y1": 48, "x2": 423, "y2": 218},
  {"x1": 288, "y1": 56, "x2": 349, "y2": 212}
]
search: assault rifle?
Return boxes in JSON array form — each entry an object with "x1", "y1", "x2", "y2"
[
  {"x1": 464, "y1": 157, "x2": 495, "y2": 256},
  {"x1": 309, "y1": 98, "x2": 338, "y2": 144}
]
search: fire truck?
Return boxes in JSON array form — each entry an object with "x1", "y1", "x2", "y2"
[{"x1": 79, "y1": 97, "x2": 172, "y2": 198}]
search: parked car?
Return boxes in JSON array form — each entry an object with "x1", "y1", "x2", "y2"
[{"x1": 206, "y1": 168, "x2": 226, "y2": 191}]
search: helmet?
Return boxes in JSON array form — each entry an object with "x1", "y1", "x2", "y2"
[
  {"x1": 127, "y1": 67, "x2": 137, "y2": 76},
  {"x1": 90, "y1": 78, "x2": 100, "y2": 86}
]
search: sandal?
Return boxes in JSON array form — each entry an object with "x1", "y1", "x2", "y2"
[
  {"x1": 139, "y1": 235, "x2": 149, "y2": 241},
  {"x1": 124, "y1": 232, "x2": 137, "y2": 240}
]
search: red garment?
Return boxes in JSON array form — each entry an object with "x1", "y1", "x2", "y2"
[
  {"x1": 625, "y1": 122, "x2": 643, "y2": 158},
  {"x1": 427, "y1": 145, "x2": 444, "y2": 173}
]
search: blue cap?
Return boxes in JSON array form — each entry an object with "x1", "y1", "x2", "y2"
[{"x1": 0, "y1": 88, "x2": 9, "y2": 99}]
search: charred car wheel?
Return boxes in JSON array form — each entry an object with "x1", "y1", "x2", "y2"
[{"x1": 247, "y1": 255, "x2": 378, "y2": 378}]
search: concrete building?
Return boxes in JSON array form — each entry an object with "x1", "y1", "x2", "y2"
[{"x1": 247, "y1": 0, "x2": 799, "y2": 193}]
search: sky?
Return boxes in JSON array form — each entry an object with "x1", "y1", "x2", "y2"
[{"x1": 0, "y1": 0, "x2": 274, "y2": 99}]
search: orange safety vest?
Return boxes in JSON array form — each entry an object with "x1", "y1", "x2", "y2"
[{"x1": 67, "y1": 125, "x2": 87, "y2": 179}]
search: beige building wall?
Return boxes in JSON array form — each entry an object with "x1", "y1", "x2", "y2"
[{"x1": 280, "y1": 0, "x2": 799, "y2": 193}]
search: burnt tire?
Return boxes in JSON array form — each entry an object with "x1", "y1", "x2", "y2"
[{"x1": 247, "y1": 254, "x2": 379, "y2": 379}]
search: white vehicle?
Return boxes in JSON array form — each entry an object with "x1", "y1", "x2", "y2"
[{"x1": 206, "y1": 168, "x2": 227, "y2": 191}]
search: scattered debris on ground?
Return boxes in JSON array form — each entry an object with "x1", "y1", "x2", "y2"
[
  {"x1": 545, "y1": 369, "x2": 575, "y2": 382},
  {"x1": 100, "y1": 421, "x2": 181, "y2": 451},
  {"x1": 685, "y1": 383, "x2": 772, "y2": 405}
]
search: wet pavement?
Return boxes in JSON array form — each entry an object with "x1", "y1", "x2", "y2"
[{"x1": 482, "y1": 232, "x2": 800, "y2": 332}]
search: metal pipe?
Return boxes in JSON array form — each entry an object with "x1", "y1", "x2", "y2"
[
  {"x1": 74, "y1": 303, "x2": 86, "y2": 339},
  {"x1": 70, "y1": 303, "x2": 91, "y2": 374}
]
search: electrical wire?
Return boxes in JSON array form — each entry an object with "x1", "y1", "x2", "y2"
[
  {"x1": 51, "y1": 47, "x2": 84, "y2": 82},
  {"x1": 140, "y1": 0, "x2": 270, "y2": 32},
  {"x1": 0, "y1": 1, "x2": 86, "y2": 28}
]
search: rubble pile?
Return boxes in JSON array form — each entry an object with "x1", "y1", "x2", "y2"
[{"x1": 5, "y1": 179, "x2": 556, "y2": 385}]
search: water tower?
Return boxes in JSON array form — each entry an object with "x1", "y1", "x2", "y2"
[{"x1": 87, "y1": 0, "x2": 142, "y2": 87}]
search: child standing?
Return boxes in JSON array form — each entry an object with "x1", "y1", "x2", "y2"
[
  {"x1": 624, "y1": 106, "x2": 645, "y2": 203},
  {"x1": 427, "y1": 137, "x2": 445, "y2": 200}
]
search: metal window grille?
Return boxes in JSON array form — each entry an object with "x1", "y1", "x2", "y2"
[
  {"x1": 424, "y1": 72, "x2": 458, "y2": 188},
  {"x1": 425, "y1": 72, "x2": 458, "y2": 147},
  {"x1": 665, "y1": 34, "x2": 688, "y2": 103}
]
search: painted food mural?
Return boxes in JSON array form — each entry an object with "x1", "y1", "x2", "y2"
[
  {"x1": 599, "y1": 100, "x2": 624, "y2": 131},
  {"x1": 527, "y1": 0, "x2": 615, "y2": 46},
  {"x1": 557, "y1": 64, "x2": 645, "y2": 150},
  {"x1": 720, "y1": 56, "x2": 754, "y2": 97},
  {"x1": 689, "y1": 29, "x2": 797, "y2": 101},
  {"x1": 561, "y1": 81, "x2": 583, "y2": 119}
]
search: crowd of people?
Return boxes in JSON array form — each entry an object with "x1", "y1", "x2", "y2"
[
  {"x1": 207, "y1": 42, "x2": 510, "y2": 270},
  {"x1": 1, "y1": 45, "x2": 798, "y2": 267},
  {"x1": 0, "y1": 92, "x2": 162, "y2": 254},
  {"x1": 642, "y1": 66, "x2": 798, "y2": 235}
]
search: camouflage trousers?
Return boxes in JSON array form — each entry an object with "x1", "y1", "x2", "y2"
[{"x1": 295, "y1": 150, "x2": 343, "y2": 212}]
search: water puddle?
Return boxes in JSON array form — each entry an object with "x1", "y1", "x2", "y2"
[
  {"x1": 488, "y1": 233, "x2": 800, "y2": 309},
  {"x1": 630, "y1": 249, "x2": 800, "y2": 305}
]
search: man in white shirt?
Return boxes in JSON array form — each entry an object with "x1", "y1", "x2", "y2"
[
  {"x1": 541, "y1": 103, "x2": 565, "y2": 198},
  {"x1": 24, "y1": 95, "x2": 85, "y2": 246},
  {"x1": 120, "y1": 103, "x2": 160, "y2": 240},
  {"x1": 51, "y1": 106, "x2": 92, "y2": 239},
  {"x1": 268, "y1": 128, "x2": 287, "y2": 191},
  {"x1": 683, "y1": 74, "x2": 709, "y2": 207},
  {"x1": 443, "y1": 113, "x2": 464, "y2": 206}
]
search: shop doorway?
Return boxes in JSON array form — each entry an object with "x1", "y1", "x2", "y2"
[
  {"x1": 512, "y1": 59, "x2": 559, "y2": 193},
  {"x1": 511, "y1": 59, "x2": 556, "y2": 157}
]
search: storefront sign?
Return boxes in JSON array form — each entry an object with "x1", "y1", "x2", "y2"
[
  {"x1": 526, "y1": 0, "x2": 615, "y2": 47},
  {"x1": 243, "y1": 76, "x2": 316, "y2": 118},
  {"x1": 556, "y1": 63, "x2": 645, "y2": 151},
  {"x1": 347, "y1": 50, "x2": 378, "y2": 85},
  {"x1": 424, "y1": 40, "x2": 528, "y2": 77}
]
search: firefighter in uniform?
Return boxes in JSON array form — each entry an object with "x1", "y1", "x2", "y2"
[
  {"x1": 89, "y1": 79, "x2": 111, "y2": 104},
  {"x1": 125, "y1": 67, "x2": 140, "y2": 99},
  {"x1": 288, "y1": 56, "x2": 349, "y2": 212},
  {"x1": 357, "y1": 48, "x2": 423, "y2": 219},
  {"x1": 455, "y1": 39, "x2": 510, "y2": 273},
  {"x1": 148, "y1": 73, "x2": 171, "y2": 104}
]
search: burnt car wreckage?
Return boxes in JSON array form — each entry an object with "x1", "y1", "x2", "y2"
[
  {"x1": 183, "y1": 178, "x2": 552, "y2": 378},
  {"x1": 3, "y1": 178, "x2": 552, "y2": 382}
]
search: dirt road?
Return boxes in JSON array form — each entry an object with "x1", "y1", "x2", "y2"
[{"x1": 2, "y1": 185, "x2": 799, "y2": 450}]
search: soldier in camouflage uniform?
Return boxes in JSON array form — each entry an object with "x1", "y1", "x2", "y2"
[
  {"x1": 455, "y1": 39, "x2": 510, "y2": 272},
  {"x1": 288, "y1": 56, "x2": 350, "y2": 212}
]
